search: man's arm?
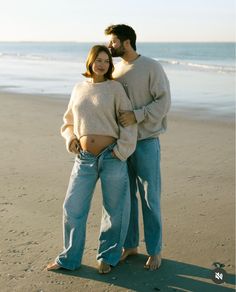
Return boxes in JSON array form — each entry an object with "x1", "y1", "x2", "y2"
[
  {"x1": 119, "y1": 62, "x2": 171, "y2": 127},
  {"x1": 118, "y1": 110, "x2": 137, "y2": 127}
]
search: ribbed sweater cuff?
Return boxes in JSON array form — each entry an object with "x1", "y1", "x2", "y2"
[
  {"x1": 133, "y1": 109, "x2": 145, "y2": 123},
  {"x1": 65, "y1": 136, "x2": 77, "y2": 153},
  {"x1": 113, "y1": 146, "x2": 126, "y2": 161}
]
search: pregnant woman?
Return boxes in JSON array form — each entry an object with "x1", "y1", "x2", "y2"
[{"x1": 46, "y1": 45, "x2": 137, "y2": 274}]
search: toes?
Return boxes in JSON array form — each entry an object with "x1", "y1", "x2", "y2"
[
  {"x1": 99, "y1": 266, "x2": 111, "y2": 274},
  {"x1": 144, "y1": 264, "x2": 157, "y2": 271},
  {"x1": 98, "y1": 267, "x2": 111, "y2": 274},
  {"x1": 46, "y1": 262, "x2": 61, "y2": 271},
  {"x1": 98, "y1": 262, "x2": 111, "y2": 274},
  {"x1": 144, "y1": 255, "x2": 161, "y2": 271},
  {"x1": 150, "y1": 264, "x2": 157, "y2": 271}
]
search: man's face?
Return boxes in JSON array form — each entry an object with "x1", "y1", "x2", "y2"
[{"x1": 107, "y1": 34, "x2": 125, "y2": 57}]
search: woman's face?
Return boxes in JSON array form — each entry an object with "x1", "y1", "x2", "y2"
[{"x1": 92, "y1": 51, "x2": 110, "y2": 78}]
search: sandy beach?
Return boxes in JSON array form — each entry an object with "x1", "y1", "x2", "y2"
[{"x1": 0, "y1": 92, "x2": 235, "y2": 291}]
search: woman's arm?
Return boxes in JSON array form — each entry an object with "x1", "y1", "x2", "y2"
[{"x1": 60, "y1": 85, "x2": 79, "y2": 152}]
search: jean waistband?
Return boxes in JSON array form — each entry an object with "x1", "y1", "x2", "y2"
[{"x1": 79, "y1": 142, "x2": 116, "y2": 159}]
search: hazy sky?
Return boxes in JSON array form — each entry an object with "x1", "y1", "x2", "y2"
[{"x1": 1, "y1": 0, "x2": 235, "y2": 42}]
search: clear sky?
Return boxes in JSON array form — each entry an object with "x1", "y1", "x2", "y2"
[{"x1": 1, "y1": 0, "x2": 235, "y2": 42}]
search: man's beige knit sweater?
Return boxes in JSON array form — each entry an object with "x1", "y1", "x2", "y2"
[
  {"x1": 61, "y1": 79, "x2": 137, "y2": 161},
  {"x1": 113, "y1": 56, "x2": 171, "y2": 140}
]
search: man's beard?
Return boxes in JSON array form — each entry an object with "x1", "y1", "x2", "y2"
[{"x1": 110, "y1": 45, "x2": 125, "y2": 57}]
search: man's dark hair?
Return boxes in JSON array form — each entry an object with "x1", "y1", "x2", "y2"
[{"x1": 105, "y1": 24, "x2": 137, "y2": 51}]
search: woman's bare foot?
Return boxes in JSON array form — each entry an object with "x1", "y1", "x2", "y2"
[
  {"x1": 144, "y1": 253, "x2": 162, "y2": 271},
  {"x1": 46, "y1": 262, "x2": 61, "y2": 271},
  {"x1": 120, "y1": 247, "x2": 138, "y2": 261},
  {"x1": 98, "y1": 261, "x2": 111, "y2": 274}
]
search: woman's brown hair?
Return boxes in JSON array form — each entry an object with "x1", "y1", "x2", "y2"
[{"x1": 83, "y1": 45, "x2": 114, "y2": 79}]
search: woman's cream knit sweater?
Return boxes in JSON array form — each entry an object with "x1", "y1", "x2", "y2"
[{"x1": 61, "y1": 79, "x2": 137, "y2": 161}]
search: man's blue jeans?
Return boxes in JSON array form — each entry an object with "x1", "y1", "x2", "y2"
[
  {"x1": 124, "y1": 138, "x2": 162, "y2": 256},
  {"x1": 56, "y1": 144, "x2": 130, "y2": 270}
]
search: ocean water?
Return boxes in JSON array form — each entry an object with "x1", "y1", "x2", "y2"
[{"x1": 0, "y1": 42, "x2": 235, "y2": 116}]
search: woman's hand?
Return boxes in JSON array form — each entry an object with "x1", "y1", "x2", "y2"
[{"x1": 69, "y1": 139, "x2": 80, "y2": 154}]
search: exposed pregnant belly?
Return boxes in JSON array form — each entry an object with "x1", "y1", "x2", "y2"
[{"x1": 79, "y1": 135, "x2": 116, "y2": 156}]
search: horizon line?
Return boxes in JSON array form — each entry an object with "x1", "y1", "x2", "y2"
[{"x1": 0, "y1": 40, "x2": 235, "y2": 43}]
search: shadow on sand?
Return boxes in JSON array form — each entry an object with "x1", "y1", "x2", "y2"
[{"x1": 53, "y1": 254, "x2": 235, "y2": 291}]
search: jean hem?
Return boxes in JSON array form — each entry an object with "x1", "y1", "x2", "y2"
[
  {"x1": 56, "y1": 258, "x2": 81, "y2": 271},
  {"x1": 146, "y1": 247, "x2": 162, "y2": 256}
]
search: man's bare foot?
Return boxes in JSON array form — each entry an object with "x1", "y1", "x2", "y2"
[
  {"x1": 144, "y1": 253, "x2": 162, "y2": 271},
  {"x1": 98, "y1": 261, "x2": 111, "y2": 274},
  {"x1": 46, "y1": 262, "x2": 61, "y2": 271},
  {"x1": 120, "y1": 247, "x2": 138, "y2": 261}
]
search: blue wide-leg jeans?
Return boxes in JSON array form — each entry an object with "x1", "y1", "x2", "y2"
[
  {"x1": 56, "y1": 144, "x2": 130, "y2": 270},
  {"x1": 124, "y1": 138, "x2": 162, "y2": 256}
]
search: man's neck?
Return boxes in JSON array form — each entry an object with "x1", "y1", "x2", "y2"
[{"x1": 122, "y1": 50, "x2": 140, "y2": 63}]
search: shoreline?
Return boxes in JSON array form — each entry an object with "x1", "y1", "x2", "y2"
[
  {"x1": 0, "y1": 90, "x2": 234, "y2": 123},
  {"x1": 1, "y1": 91, "x2": 235, "y2": 291}
]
